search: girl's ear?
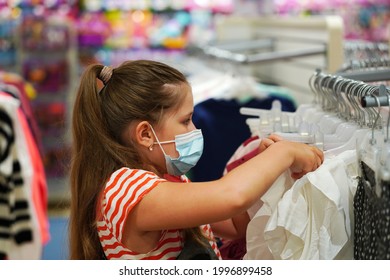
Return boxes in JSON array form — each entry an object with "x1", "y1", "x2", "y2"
[{"x1": 134, "y1": 121, "x2": 154, "y2": 149}]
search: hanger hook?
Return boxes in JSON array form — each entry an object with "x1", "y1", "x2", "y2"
[
  {"x1": 386, "y1": 90, "x2": 390, "y2": 142},
  {"x1": 356, "y1": 82, "x2": 372, "y2": 126},
  {"x1": 334, "y1": 76, "x2": 348, "y2": 119},
  {"x1": 315, "y1": 72, "x2": 327, "y2": 108},
  {"x1": 322, "y1": 75, "x2": 333, "y2": 111},
  {"x1": 370, "y1": 92, "x2": 381, "y2": 145},
  {"x1": 309, "y1": 69, "x2": 321, "y2": 104}
]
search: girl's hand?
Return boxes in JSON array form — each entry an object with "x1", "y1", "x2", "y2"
[
  {"x1": 288, "y1": 143, "x2": 324, "y2": 179},
  {"x1": 259, "y1": 134, "x2": 284, "y2": 153}
]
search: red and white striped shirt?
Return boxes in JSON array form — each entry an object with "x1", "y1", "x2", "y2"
[{"x1": 97, "y1": 167, "x2": 221, "y2": 260}]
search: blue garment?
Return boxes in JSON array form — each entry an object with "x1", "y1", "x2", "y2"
[{"x1": 190, "y1": 95, "x2": 296, "y2": 182}]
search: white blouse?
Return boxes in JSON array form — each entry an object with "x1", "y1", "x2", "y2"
[{"x1": 245, "y1": 150, "x2": 358, "y2": 260}]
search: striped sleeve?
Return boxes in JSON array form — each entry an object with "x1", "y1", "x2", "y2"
[{"x1": 102, "y1": 168, "x2": 165, "y2": 242}]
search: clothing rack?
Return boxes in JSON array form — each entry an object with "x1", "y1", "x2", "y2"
[
  {"x1": 337, "y1": 68, "x2": 390, "y2": 83},
  {"x1": 200, "y1": 38, "x2": 326, "y2": 64},
  {"x1": 336, "y1": 55, "x2": 390, "y2": 82},
  {"x1": 208, "y1": 15, "x2": 344, "y2": 105},
  {"x1": 310, "y1": 70, "x2": 390, "y2": 125},
  {"x1": 343, "y1": 40, "x2": 390, "y2": 62},
  {"x1": 242, "y1": 67, "x2": 390, "y2": 261},
  {"x1": 337, "y1": 57, "x2": 390, "y2": 72},
  {"x1": 337, "y1": 40, "x2": 390, "y2": 82}
]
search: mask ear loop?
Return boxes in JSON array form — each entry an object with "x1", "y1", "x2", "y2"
[{"x1": 148, "y1": 125, "x2": 174, "y2": 156}]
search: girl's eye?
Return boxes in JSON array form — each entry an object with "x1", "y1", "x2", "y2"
[{"x1": 183, "y1": 118, "x2": 191, "y2": 125}]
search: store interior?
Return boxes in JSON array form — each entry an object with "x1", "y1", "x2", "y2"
[{"x1": 0, "y1": 0, "x2": 389, "y2": 260}]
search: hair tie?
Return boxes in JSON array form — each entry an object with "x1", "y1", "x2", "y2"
[{"x1": 99, "y1": 66, "x2": 113, "y2": 85}]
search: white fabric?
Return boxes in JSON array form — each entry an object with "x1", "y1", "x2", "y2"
[
  {"x1": 244, "y1": 170, "x2": 294, "y2": 260},
  {"x1": 260, "y1": 150, "x2": 358, "y2": 260},
  {"x1": 224, "y1": 136, "x2": 359, "y2": 260},
  {"x1": 223, "y1": 137, "x2": 295, "y2": 260}
]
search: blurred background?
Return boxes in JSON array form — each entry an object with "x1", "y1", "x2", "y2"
[{"x1": 0, "y1": 0, "x2": 389, "y2": 260}]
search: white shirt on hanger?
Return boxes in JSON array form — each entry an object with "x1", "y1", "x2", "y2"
[
  {"x1": 245, "y1": 150, "x2": 358, "y2": 260},
  {"x1": 244, "y1": 169, "x2": 294, "y2": 260}
]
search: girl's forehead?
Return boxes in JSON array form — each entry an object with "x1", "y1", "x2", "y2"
[{"x1": 163, "y1": 93, "x2": 193, "y2": 120}]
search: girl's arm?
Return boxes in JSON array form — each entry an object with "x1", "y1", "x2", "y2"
[
  {"x1": 210, "y1": 212, "x2": 250, "y2": 240},
  {"x1": 212, "y1": 134, "x2": 284, "y2": 240},
  {"x1": 132, "y1": 140, "x2": 323, "y2": 232}
]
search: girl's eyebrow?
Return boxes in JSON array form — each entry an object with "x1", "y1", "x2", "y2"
[{"x1": 182, "y1": 111, "x2": 193, "y2": 118}]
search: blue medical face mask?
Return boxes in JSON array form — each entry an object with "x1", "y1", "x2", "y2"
[{"x1": 149, "y1": 126, "x2": 204, "y2": 176}]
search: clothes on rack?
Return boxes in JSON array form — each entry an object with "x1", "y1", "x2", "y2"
[
  {"x1": 227, "y1": 69, "x2": 390, "y2": 260},
  {"x1": 0, "y1": 71, "x2": 43, "y2": 157},
  {"x1": 354, "y1": 161, "x2": 390, "y2": 259},
  {"x1": 0, "y1": 104, "x2": 33, "y2": 260},
  {"x1": 229, "y1": 115, "x2": 359, "y2": 260},
  {"x1": 249, "y1": 150, "x2": 358, "y2": 260},
  {"x1": 191, "y1": 94, "x2": 296, "y2": 182},
  {"x1": 0, "y1": 73, "x2": 49, "y2": 259}
]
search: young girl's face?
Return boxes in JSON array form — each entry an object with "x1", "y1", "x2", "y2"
[{"x1": 155, "y1": 83, "x2": 196, "y2": 159}]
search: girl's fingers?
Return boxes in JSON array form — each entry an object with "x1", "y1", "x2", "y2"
[
  {"x1": 259, "y1": 138, "x2": 275, "y2": 152},
  {"x1": 268, "y1": 134, "x2": 284, "y2": 142}
]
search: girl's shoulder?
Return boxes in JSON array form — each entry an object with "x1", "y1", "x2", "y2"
[
  {"x1": 101, "y1": 167, "x2": 166, "y2": 215},
  {"x1": 103, "y1": 167, "x2": 166, "y2": 195},
  {"x1": 107, "y1": 168, "x2": 190, "y2": 188},
  {"x1": 108, "y1": 167, "x2": 163, "y2": 182},
  {"x1": 163, "y1": 173, "x2": 191, "y2": 183}
]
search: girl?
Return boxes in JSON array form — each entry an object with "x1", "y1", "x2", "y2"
[{"x1": 69, "y1": 60, "x2": 324, "y2": 260}]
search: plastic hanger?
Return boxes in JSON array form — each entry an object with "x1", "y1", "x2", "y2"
[
  {"x1": 321, "y1": 78, "x2": 364, "y2": 149},
  {"x1": 240, "y1": 100, "x2": 297, "y2": 137},
  {"x1": 240, "y1": 70, "x2": 323, "y2": 138},
  {"x1": 241, "y1": 71, "x2": 328, "y2": 148},
  {"x1": 379, "y1": 91, "x2": 390, "y2": 186},
  {"x1": 274, "y1": 123, "x2": 324, "y2": 150},
  {"x1": 273, "y1": 72, "x2": 343, "y2": 149},
  {"x1": 312, "y1": 74, "x2": 346, "y2": 134},
  {"x1": 357, "y1": 92, "x2": 386, "y2": 198},
  {"x1": 323, "y1": 84, "x2": 380, "y2": 157},
  {"x1": 321, "y1": 79, "x2": 388, "y2": 152}
]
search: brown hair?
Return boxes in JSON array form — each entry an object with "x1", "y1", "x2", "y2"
[{"x1": 69, "y1": 60, "x2": 205, "y2": 259}]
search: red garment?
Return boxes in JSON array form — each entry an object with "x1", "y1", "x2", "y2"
[
  {"x1": 97, "y1": 168, "x2": 221, "y2": 260},
  {"x1": 220, "y1": 136, "x2": 261, "y2": 260},
  {"x1": 218, "y1": 237, "x2": 247, "y2": 260},
  {"x1": 0, "y1": 73, "x2": 43, "y2": 156},
  {"x1": 0, "y1": 93, "x2": 48, "y2": 258},
  {"x1": 226, "y1": 148, "x2": 260, "y2": 173},
  {"x1": 17, "y1": 109, "x2": 50, "y2": 245},
  {"x1": 163, "y1": 173, "x2": 190, "y2": 183}
]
